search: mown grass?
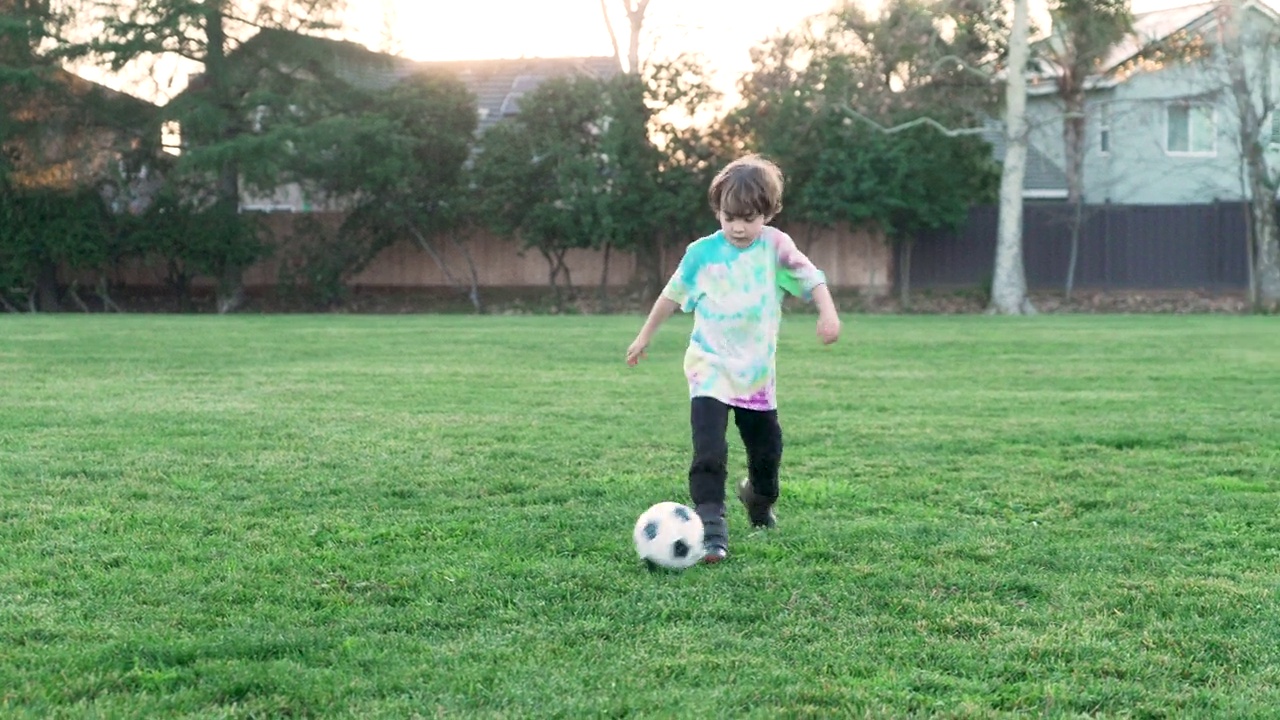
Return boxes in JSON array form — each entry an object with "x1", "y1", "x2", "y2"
[{"x1": 1, "y1": 313, "x2": 1278, "y2": 718}]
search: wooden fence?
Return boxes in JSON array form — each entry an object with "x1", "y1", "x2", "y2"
[
  {"x1": 103, "y1": 213, "x2": 895, "y2": 294},
  {"x1": 907, "y1": 202, "x2": 1252, "y2": 291},
  {"x1": 97, "y1": 203, "x2": 1253, "y2": 296}
]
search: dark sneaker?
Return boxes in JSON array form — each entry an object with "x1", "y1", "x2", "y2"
[
  {"x1": 737, "y1": 478, "x2": 777, "y2": 529},
  {"x1": 702, "y1": 543, "x2": 728, "y2": 564}
]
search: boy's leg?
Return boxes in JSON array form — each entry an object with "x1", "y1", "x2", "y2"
[
  {"x1": 689, "y1": 397, "x2": 730, "y2": 553},
  {"x1": 734, "y1": 407, "x2": 783, "y2": 527}
]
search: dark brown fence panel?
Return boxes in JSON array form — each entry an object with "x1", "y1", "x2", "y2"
[{"x1": 908, "y1": 202, "x2": 1252, "y2": 291}]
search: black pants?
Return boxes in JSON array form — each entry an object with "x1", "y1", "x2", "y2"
[{"x1": 689, "y1": 396, "x2": 783, "y2": 543}]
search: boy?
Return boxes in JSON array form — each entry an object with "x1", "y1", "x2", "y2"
[{"x1": 626, "y1": 154, "x2": 841, "y2": 564}]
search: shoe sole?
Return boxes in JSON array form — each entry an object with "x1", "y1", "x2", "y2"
[{"x1": 702, "y1": 549, "x2": 728, "y2": 564}]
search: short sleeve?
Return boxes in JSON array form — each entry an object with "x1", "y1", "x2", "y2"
[
  {"x1": 660, "y1": 244, "x2": 702, "y2": 312},
  {"x1": 772, "y1": 229, "x2": 827, "y2": 300}
]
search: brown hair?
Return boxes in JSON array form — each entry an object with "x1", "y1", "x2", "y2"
[{"x1": 708, "y1": 154, "x2": 784, "y2": 219}]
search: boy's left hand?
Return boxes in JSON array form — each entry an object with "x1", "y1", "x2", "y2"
[{"x1": 816, "y1": 313, "x2": 841, "y2": 345}]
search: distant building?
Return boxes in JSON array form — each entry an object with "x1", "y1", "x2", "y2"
[
  {"x1": 1023, "y1": 0, "x2": 1280, "y2": 205},
  {"x1": 197, "y1": 29, "x2": 620, "y2": 212},
  {"x1": 3, "y1": 68, "x2": 160, "y2": 212}
]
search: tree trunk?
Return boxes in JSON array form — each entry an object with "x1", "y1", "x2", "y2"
[
  {"x1": 412, "y1": 226, "x2": 483, "y2": 313},
  {"x1": 632, "y1": 235, "x2": 663, "y2": 302},
  {"x1": 898, "y1": 239, "x2": 913, "y2": 309},
  {"x1": 67, "y1": 280, "x2": 90, "y2": 312},
  {"x1": 447, "y1": 233, "x2": 484, "y2": 314},
  {"x1": 1243, "y1": 200, "x2": 1257, "y2": 307},
  {"x1": 599, "y1": 0, "x2": 623, "y2": 70},
  {"x1": 97, "y1": 276, "x2": 123, "y2": 313},
  {"x1": 598, "y1": 241, "x2": 612, "y2": 313},
  {"x1": 1063, "y1": 87, "x2": 1086, "y2": 300},
  {"x1": 1251, "y1": 196, "x2": 1280, "y2": 311},
  {"x1": 205, "y1": 4, "x2": 245, "y2": 315},
  {"x1": 626, "y1": 0, "x2": 649, "y2": 75},
  {"x1": 1219, "y1": 0, "x2": 1280, "y2": 311},
  {"x1": 35, "y1": 257, "x2": 59, "y2": 311},
  {"x1": 541, "y1": 248, "x2": 573, "y2": 308},
  {"x1": 989, "y1": 0, "x2": 1035, "y2": 316}
]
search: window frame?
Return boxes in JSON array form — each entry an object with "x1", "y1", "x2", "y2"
[
  {"x1": 1098, "y1": 102, "x2": 1111, "y2": 156},
  {"x1": 1164, "y1": 101, "x2": 1217, "y2": 157}
]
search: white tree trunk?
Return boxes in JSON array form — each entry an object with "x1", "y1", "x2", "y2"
[
  {"x1": 990, "y1": 0, "x2": 1035, "y2": 315},
  {"x1": 1221, "y1": 0, "x2": 1280, "y2": 309},
  {"x1": 600, "y1": 0, "x2": 649, "y2": 74}
]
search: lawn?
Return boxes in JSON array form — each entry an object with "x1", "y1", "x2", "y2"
[{"x1": 1, "y1": 313, "x2": 1278, "y2": 718}]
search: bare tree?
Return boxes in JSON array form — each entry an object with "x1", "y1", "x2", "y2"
[
  {"x1": 1037, "y1": 0, "x2": 1132, "y2": 299},
  {"x1": 990, "y1": 0, "x2": 1035, "y2": 314},
  {"x1": 376, "y1": 0, "x2": 403, "y2": 56},
  {"x1": 1217, "y1": 0, "x2": 1280, "y2": 311},
  {"x1": 599, "y1": 0, "x2": 650, "y2": 74}
]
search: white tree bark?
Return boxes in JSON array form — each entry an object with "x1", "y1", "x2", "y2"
[
  {"x1": 989, "y1": 0, "x2": 1035, "y2": 315},
  {"x1": 599, "y1": 0, "x2": 649, "y2": 74},
  {"x1": 1219, "y1": 0, "x2": 1280, "y2": 311}
]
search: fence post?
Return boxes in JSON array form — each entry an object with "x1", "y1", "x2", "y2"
[{"x1": 1102, "y1": 200, "x2": 1111, "y2": 290}]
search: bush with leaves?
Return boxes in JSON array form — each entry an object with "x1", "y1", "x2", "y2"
[
  {"x1": 118, "y1": 187, "x2": 264, "y2": 311},
  {"x1": 281, "y1": 69, "x2": 479, "y2": 310},
  {"x1": 735, "y1": 0, "x2": 1002, "y2": 304},
  {"x1": 0, "y1": 187, "x2": 118, "y2": 311},
  {"x1": 468, "y1": 75, "x2": 617, "y2": 305}
]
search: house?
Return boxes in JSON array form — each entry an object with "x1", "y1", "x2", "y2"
[
  {"x1": 982, "y1": 124, "x2": 1069, "y2": 200},
  {"x1": 1023, "y1": 0, "x2": 1280, "y2": 205},
  {"x1": 2, "y1": 68, "x2": 159, "y2": 211},
  {"x1": 209, "y1": 29, "x2": 620, "y2": 212}
]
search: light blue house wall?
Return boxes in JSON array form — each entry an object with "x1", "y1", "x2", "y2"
[{"x1": 1024, "y1": 3, "x2": 1280, "y2": 205}]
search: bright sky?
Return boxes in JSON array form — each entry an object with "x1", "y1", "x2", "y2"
[
  {"x1": 79, "y1": 0, "x2": 1197, "y2": 105},
  {"x1": 349, "y1": 0, "x2": 1188, "y2": 71},
  {"x1": 353, "y1": 0, "x2": 842, "y2": 78}
]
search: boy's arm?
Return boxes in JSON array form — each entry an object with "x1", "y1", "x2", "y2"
[
  {"x1": 627, "y1": 297, "x2": 680, "y2": 365},
  {"x1": 812, "y1": 283, "x2": 841, "y2": 345}
]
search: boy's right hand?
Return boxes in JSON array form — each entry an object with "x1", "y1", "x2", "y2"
[{"x1": 626, "y1": 338, "x2": 648, "y2": 366}]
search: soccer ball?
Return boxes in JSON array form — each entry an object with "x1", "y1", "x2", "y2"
[{"x1": 633, "y1": 501, "x2": 705, "y2": 570}]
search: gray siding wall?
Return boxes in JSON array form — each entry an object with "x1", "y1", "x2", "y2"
[{"x1": 1024, "y1": 8, "x2": 1280, "y2": 205}]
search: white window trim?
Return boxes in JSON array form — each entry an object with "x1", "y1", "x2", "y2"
[
  {"x1": 1164, "y1": 101, "x2": 1217, "y2": 157},
  {"x1": 1098, "y1": 103, "x2": 1111, "y2": 156}
]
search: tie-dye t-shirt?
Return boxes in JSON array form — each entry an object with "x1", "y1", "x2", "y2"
[{"x1": 661, "y1": 226, "x2": 827, "y2": 411}]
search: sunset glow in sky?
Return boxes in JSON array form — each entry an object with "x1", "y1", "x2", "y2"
[
  {"x1": 79, "y1": 0, "x2": 1202, "y2": 104},
  {"x1": 354, "y1": 0, "x2": 839, "y2": 69},
  {"x1": 345, "y1": 0, "x2": 1188, "y2": 71}
]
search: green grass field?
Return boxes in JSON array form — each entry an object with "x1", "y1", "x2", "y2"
[{"x1": 2, "y1": 314, "x2": 1278, "y2": 718}]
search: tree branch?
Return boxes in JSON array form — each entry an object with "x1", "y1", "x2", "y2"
[
  {"x1": 928, "y1": 54, "x2": 997, "y2": 83},
  {"x1": 832, "y1": 103, "x2": 990, "y2": 137},
  {"x1": 599, "y1": 0, "x2": 622, "y2": 69},
  {"x1": 409, "y1": 226, "x2": 464, "y2": 287}
]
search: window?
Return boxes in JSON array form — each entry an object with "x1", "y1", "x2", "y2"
[
  {"x1": 1166, "y1": 103, "x2": 1215, "y2": 154},
  {"x1": 1098, "y1": 103, "x2": 1111, "y2": 155}
]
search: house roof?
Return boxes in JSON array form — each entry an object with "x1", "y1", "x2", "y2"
[
  {"x1": 1029, "y1": 0, "x2": 1280, "y2": 94},
  {"x1": 219, "y1": 29, "x2": 620, "y2": 133},
  {"x1": 1098, "y1": 3, "x2": 1218, "y2": 74},
  {"x1": 4, "y1": 68, "x2": 158, "y2": 190},
  {"x1": 8, "y1": 67, "x2": 155, "y2": 128},
  {"x1": 982, "y1": 127, "x2": 1069, "y2": 197},
  {"x1": 416, "y1": 57, "x2": 621, "y2": 133},
  {"x1": 1029, "y1": 0, "x2": 1280, "y2": 96}
]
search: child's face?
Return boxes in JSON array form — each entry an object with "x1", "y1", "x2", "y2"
[{"x1": 718, "y1": 210, "x2": 769, "y2": 248}]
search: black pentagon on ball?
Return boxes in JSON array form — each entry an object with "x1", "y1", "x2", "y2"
[
  {"x1": 672, "y1": 506, "x2": 692, "y2": 522},
  {"x1": 643, "y1": 521, "x2": 659, "y2": 540},
  {"x1": 672, "y1": 539, "x2": 690, "y2": 558}
]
